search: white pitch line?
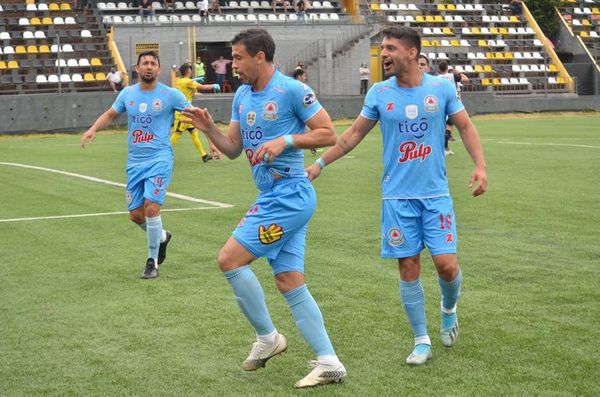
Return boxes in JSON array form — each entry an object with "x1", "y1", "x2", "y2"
[
  {"x1": 0, "y1": 207, "x2": 224, "y2": 223},
  {"x1": 481, "y1": 140, "x2": 600, "y2": 149},
  {"x1": 0, "y1": 162, "x2": 233, "y2": 208}
]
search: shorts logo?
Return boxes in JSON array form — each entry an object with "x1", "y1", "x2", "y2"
[
  {"x1": 139, "y1": 103, "x2": 147, "y2": 113},
  {"x1": 303, "y1": 92, "x2": 316, "y2": 107},
  {"x1": 424, "y1": 95, "x2": 438, "y2": 112},
  {"x1": 386, "y1": 102, "x2": 394, "y2": 111},
  {"x1": 446, "y1": 233, "x2": 454, "y2": 243},
  {"x1": 125, "y1": 191, "x2": 132, "y2": 204},
  {"x1": 247, "y1": 111, "x2": 256, "y2": 126},
  {"x1": 388, "y1": 228, "x2": 404, "y2": 246},
  {"x1": 152, "y1": 99, "x2": 162, "y2": 112},
  {"x1": 259, "y1": 223, "x2": 284, "y2": 244},
  {"x1": 405, "y1": 104, "x2": 418, "y2": 119},
  {"x1": 263, "y1": 102, "x2": 278, "y2": 121},
  {"x1": 129, "y1": 101, "x2": 134, "y2": 107}
]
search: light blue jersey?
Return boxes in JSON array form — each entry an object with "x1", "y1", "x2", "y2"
[
  {"x1": 361, "y1": 73, "x2": 464, "y2": 199},
  {"x1": 231, "y1": 69, "x2": 321, "y2": 191},
  {"x1": 113, "y1": 82, "x2": 190, "y2": 166}
]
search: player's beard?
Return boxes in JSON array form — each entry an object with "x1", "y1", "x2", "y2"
[{"x1": 140, "y1": 73, "x2": 157, "y2": 84}]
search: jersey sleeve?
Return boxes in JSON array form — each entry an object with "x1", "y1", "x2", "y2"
[
  {"x1": 291, "y1": 81, "x2": 322, "y2": 122},
  {"x1": 188, "y1": 79, "x2": 200, "y2": 91},
  {"x1": 444, "y1": 80, "x2": 464, "y2": 116},
  {"x1": 111, "y1": 89, "x2": 127, "y2": 113},
  {"x1": 230, "y1": 89, "x2": 241, "y2": 122},
  {"x1": 172, "y1": 88, "x2": 191, "y2": 112},
  {"x1": 360, "y1": 85, "x2": 379, "y2": 121}
]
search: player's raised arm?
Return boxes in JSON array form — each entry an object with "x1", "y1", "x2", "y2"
[
  {"x1": 306, "y1": 115, "x2": 377, "y2": 181},
  {"x1": 450, "y1": 109, "x2": 488, "y2": 197},
  {"x1": 181, "y1": 107, "x2": 243, "y2": 159},
  {"x1": 81, "y1": 107, "x2": 120, "y2": 148}
]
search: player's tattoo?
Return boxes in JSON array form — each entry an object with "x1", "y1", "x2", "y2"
[{"x1": 337, "y1": 137, "x2": 353, "y2": 154}]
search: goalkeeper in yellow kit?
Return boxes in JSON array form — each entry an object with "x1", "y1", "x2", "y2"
[{"x1": 171, "y1": 63, "x2": 222, "y2": 162}]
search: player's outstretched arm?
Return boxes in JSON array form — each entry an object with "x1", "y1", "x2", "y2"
[
  {"x1": 182, "y1": 106, "x2": 242, "y2": 159},
  {"x1": 306, "y1": 115, "x2": 377, "y2": 181},
  {"x1": 81, "y1": 108, "x2": 119, "y2": 148},
  {"x1": 450, "y1": 110, "x2": 488, "y2": 197}
]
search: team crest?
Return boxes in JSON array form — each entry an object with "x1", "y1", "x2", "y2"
[
  {"x1": 405, "y1": 105, "x2": 418, "y2": 120},
  {"x1": 247, "y1": 111, "x2": 256, "y2": 126},
  {"x1": 303, "y1": 92, "x2": 316, "y2": 107},
  {"x1": 259, "y1": 223, "x2": 284, "y2": 244},
  {"x1": 388, "y1": 228, "x2": 404, "y2": 246},
  {"x1": 263, "y1": 101, "x2": 278, "y2": 120},
  {"x1": 424, "y1": 95, "x2": 438, "y2": 112},
  {"x1": 139, "y1": 102, "x2": 148, "y2": 113},
  {"x1": 152, "y1": 99, "x2": 163, "y2": 112}
]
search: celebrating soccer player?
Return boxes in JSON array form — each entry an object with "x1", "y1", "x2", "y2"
[
  {"x1": 182, "y1": 29, "x2": 346, "y2": 388},
  {"x1": 307, "y1": 26, "x2": 488, "y2": 365},
  {"x1": 81, "y1": 51, "x2": 191, "y2": 279}
]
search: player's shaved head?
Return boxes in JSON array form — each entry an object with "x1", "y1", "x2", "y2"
[{"x1": 381, "y1": 27, "x2": 421, "y2": 55}]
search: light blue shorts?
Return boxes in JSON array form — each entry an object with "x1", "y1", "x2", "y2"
[
  {"x1": 381, "y1": 196, "x2": 458, "y2": 258},
  {"x1": 125, "y1": 160, "x2": 173, "y2": 211},
  {"x1": 232, "y1": 177, "x2": 316, "y2": 275}
]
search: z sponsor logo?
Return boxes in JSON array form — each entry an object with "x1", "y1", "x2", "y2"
[{"x1": 386, "y1": 102, "x2": 394, "y2": 111}]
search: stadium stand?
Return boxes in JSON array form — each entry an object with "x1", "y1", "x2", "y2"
[
  {"x1": 557, "y1": 1, "x2": 600, "y2": 66},
  {"x1": 0, "y1": 0, "x2": 117, "y2": 94}
]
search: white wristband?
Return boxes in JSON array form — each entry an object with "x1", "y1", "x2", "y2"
[{"x1": 316, "y1": 158, "x2": 326, "y2": 169}]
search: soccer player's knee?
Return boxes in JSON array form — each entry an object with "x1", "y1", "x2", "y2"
[
  {"x1": 217, "y1": 249, "x2": 234, "y2": 271},
  {"x1": 129, "y1": 212, "x2": 145, "y2": 224},
  {"x1": 437, "y1": 260, "x2": 459, "y2": 280}
]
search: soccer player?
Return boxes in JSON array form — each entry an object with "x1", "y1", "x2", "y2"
[
  {"x1": 81, "y1": 51, "x2": 190, "y2": 279},
  {"x1": 307, "y1": 26, "x2": 487, "y2": 365},
  {"x1": 182, "y1": 29, "x2": 346, "y2": 388},
  {"x1": 171, "y1": 63, "x2": 222, "y2": 163}
]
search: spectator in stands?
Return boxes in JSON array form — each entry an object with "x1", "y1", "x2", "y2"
[
  {"x1": 137, "y1": 0, "x2": 155, "y2": 20},
  {"x1": 209, "y1": 0, "x2": 224, "y2": 15},
  {"x1": 194, "y1": 57, "x2": 206, "y2": 83},
  {"x1": 437, "y1": 62, "x2": 469, "y2": 156},
  {"x1": 198, "y1": 0, "x2": 209, "y2": 20},
  {"x1": 510, "y1": 0, "x2": 523, "y2": 16},
  {"x1": 359, "y1": 62, "x2": 370, "y2": 95},
  {"x1": 296, "y1": 0, "x2": 307, "y2": 24},
  {"x1": 163, "y1": 0, "x2": 175, "y2": 13},
  {"x1": 293, "y1": 68, "x2": 307, "y2": 82},
  {"x1": 272, "y1": 0, "x2": 290, "y2": 14},
  {"x1": 211, "y1": 55, "x2": 232, "y2": 91},
  {"x1": 418, "y1": 54, "x2": 432, "y2": 74},
  {"x1": 295, "y1": 61, "x2": 305, "y2": 71},
  {"x1": 107, "y1": 67, "x2": 127, "y2": 92}
]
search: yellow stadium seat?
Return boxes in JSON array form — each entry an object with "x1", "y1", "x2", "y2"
[
  {"x1": 370, "y1": 3, "x2": 380, "y2": 11},
  {"x1": 493, "y1": 78, "x2": 501, "y2": 86},
  {"x1": 8, "y1": 61, "x2": 19, "y2": 69},
  {"x1": 26, "y1": 0, "x2": 35, "y2": 4},
  {"x1": 475, "y1": 64, "x2": 484, "y2": 73},
  {"x1": 425, "y1": 16, "x2": 435, "y2": 23},
  {"x1": 437, "y1": 4, "x2": 446, "y2": 11},
  {"x1": 16, "y1": 45, "x2": 27, "y2": 54},
  {"x1": 478, "y1": 40, "x2": 488, "y2": 48},
  {"x1": 504, "y1": 52, "x2": 513, "y2": 60},
  {"x1": 31, "y1": 17, "x2": 41, "y2": 25},
  {"x1": 443, "y1": 28, "x2": 453, "y2": 35},
  {"x1": 42, "y1": 17, "x2": 53, "y2": 24},
  {"x1": 556, "y1": 77, "x2": 566, "y2": 84},
  {"x1": 0, "y1": 61, "x2": 6, "y2": 70},
  {"x1": 60, "y1": 3, "x2": 72, "y2": 10},
  {"x1": 509, "y1": 16, "x2": 519, "y2": 23},
  {"x1": 549, "y1": 64, "x2": 558, "y2": 72},
  {"x1": 416, "y1": 15, "x2": 425, "y2": 23},
  {"x1": 450, "y1": 40, "x2": 460, "y2": 47},
  {"x1": 49, "y1": 3, "x2": 60, "y2": 11},
  {"x1": 484, "y1": 65, "x2": 493, "y2": 73},
  {"x1": 431, "y1": 40, "x2": 441, "y2": 47},
  {"x1": 486, "y1": 52, "x2": 494, "y2": 59},
  {"x1": 471, "y1": 27, "x2": 481, "y2": 34},
  {"x1": 592, "y1": 7, "x2": 599, "y2": 15},
  {"x1": 435, "y1": 16, "x2": 444, "y2": 23},
  {"x1": 27, "y1": 45, "x2": 38, "y2": 54},
  {"x1": 482, "y1": 78, "x2": 491, "y2": 86},
  {"x1": 84, "y1": 73, "x2": 95, "y2": 81},
  {"x1": 95, "y1": 72, "x2": 107, "y2": 81},
  {"x1": 422, "y1": 39, "x2": 431, "y2": 47},
  {"x1": 446, "y1": 4, "x2": 455, "y2": 11},
  {"x1": 39, "y1": 45, "x2": 50, "y2": 53},
  {"x1": 499, "y1": 28, "x2": 509, "y2": 35},
  {"x1": 580, "y1": 31, "x2": 589, "y2": 38},
  {"x1": 582, "y1": 19, "x2": 591, "y2": 26},
  {"x1": 91, "y1": 58, "x2": 102, "y2": 66},
  {"x1": 490, "y1": 27, "x2": 499, "y2": 35}
]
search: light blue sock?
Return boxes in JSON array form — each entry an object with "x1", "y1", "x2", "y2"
[
  {"x1": 283, "y1": 284, "x2": 335, "y2": 357},
  {"x1": 400, "y1": 279, "x2": 428, "y2": 340},
  {"x1": 439, "y1": 270, "x2": 462, "y2": 312},
  {"x1": 224, "y1": 266, "x2": 275, "y2": 336},
  {"x1": 146, "y1": 216, "x2": 162, "y2": 261}
]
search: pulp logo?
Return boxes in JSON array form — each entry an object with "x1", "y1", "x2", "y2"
[
  {"x1": 398, "y1": 141, "x2": 432, "y2": 163},
  {"x1": 386, "y1": 102, "x2": 394, "y2": 111},
  {"x1": 132, "y1": 129, "x2": 155, "y2": 144}
]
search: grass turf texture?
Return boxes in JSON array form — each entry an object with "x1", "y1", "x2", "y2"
[{"x1": 1, "y1": 113, "x2": 599, "y2": 396}]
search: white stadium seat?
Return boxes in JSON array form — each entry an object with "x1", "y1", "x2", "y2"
[
  {"x1": 72, "y1": 74, "x2": 83, "y2": 82},
  {"x1": 36, "y1": 75, "x2": 48, "y2": 84},
  {"x1": 79, "y1": 58, "x2": 91, "y2": 67},
  {"x1": 23, "y1": 31, "x2": 35, "y2": 39},
  {"x1": 60, "y1": 74, "x2": 72, "y2": 83},
  {"x1": 48, "y1": 75, "x2": 59, "y2": 83},
  {"x1": 35, "y1": 31, "x2": 46, "y2": 39}
]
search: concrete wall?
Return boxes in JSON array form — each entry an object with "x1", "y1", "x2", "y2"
[{"x1": 1, "y1": 92, "x2": 599, "y2": 134}]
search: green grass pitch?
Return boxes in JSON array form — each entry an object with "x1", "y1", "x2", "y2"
[{"x1": 1, "y1": 113, "x2": 599, "y2": 396}]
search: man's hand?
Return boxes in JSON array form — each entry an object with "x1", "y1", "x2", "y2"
[
  {"x1": 209, "y1": 142, "x2": 222, "y2": 160},
  {"x1": 469, "y1": 165, "x2": 487, "y2": 197},
  {"x1": 305, "y1": 163, "x2": 322, "y2": 182},
  {"x1": 252, "y1": 136, "x2": 287, "y2": 164},
  {"x1": 181, "y1": 107, "x2": 215, "y2": 133},
  {"x1": 81, "y1": 129, "x2": 96, "y2": 148}
]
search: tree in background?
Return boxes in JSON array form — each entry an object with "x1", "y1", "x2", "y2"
[{"x1": 524, "y1": 0, "x2": 563, "y2": 39}]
